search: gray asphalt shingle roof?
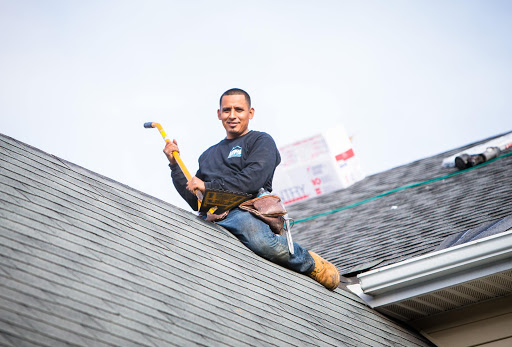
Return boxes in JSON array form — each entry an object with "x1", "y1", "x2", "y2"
[
  {"x1": 287, "y1": 131, "x2": 512, "y2": 276},
  {"x1": 0, "y1": 133, "x2": 431, "y2": 346}
]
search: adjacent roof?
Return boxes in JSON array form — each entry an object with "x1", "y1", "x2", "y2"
[
  {"x1": 287, "y1": 131, "x2": 512, "y2": 276},
  {"x1": 0, "y1": 133, "x2": 431, "y2": 346}
]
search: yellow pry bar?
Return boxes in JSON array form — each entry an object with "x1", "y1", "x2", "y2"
[{"x1": 148, "y1": 122, "x2": 203, "y2": 210}]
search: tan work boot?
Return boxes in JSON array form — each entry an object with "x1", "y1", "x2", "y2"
[{"x1": 308, "y1": 251, "x2": 341, "y2": 290}]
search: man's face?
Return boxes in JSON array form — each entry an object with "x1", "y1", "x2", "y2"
[{"x1": 218, "y1": 94, "x2": 254, "y2": 139}]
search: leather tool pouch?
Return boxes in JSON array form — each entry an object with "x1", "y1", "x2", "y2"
[
  {"x1": 201, "y1": 189, "x2": 253, "y2": 223},
  {"x1": 239, "y1": 195, "x2": 287, "y2": 235},
  {"x1": 205, "y1": 210, "x2": 229, "y2": 222}
]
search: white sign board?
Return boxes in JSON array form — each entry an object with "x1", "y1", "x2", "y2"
[{"x1": 273, "y1": 125, "x2": 365, "y2": 205}]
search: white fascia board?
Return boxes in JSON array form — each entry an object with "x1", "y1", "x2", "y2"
[{"x1": 357, "y1": 229, "x2": 512, "y2": 306}]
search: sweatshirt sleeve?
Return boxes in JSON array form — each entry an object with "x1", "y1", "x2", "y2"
[
  {"x1": 204, "y1": 133, "x2": 280, "y2": 194},
  {"x1": 169, "y1": 163, "x2": 199, "y2": 211}
]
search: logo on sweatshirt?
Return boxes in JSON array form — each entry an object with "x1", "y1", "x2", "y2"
[{"x1": 228, "y1": 146, "x2": 242, "y2": 159}]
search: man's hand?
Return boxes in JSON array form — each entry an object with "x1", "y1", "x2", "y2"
[
  {"x1": 163, "y1": 139, "x2": 180, "y2": 165},
  {"x1": 187, "y1": 177, "x2": 205, "y2": 195}
]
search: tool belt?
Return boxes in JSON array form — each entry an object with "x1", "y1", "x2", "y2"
[
  {"x1": 239, "y1": 195, "x2": 287, "y2": 235},
  {"x1": 206, "y1": 194, "x2": 287, "y2": 235}
]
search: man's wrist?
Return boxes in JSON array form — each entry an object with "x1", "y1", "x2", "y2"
[{"x1": 169, "y1": 162, "x2": 180, "y2": 170}]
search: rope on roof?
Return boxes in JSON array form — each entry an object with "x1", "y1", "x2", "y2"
[{"x1": 294, "y1": 151, "x2": 512, "y2": 225}]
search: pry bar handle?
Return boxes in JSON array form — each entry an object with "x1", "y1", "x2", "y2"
[{"x1": 144, "y1": 122, "x2": 204, "y2": 206}]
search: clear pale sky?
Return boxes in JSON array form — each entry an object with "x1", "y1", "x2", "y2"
[{"x1": 1, "y1": 0, "x2": 511, "y2": 210}]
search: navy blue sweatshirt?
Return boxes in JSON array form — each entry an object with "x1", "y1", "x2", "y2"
[{"x1": 170, "y1": 130, "x2": 281, "y2": 211}]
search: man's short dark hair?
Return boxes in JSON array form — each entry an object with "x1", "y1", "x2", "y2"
[{"x1": 220, "y1": 88, "x2": 251, "y2": 108}]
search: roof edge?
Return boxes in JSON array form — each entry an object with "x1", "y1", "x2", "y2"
[{"x1": 357, "y1": 229, "x2": 512, "y2": 306}]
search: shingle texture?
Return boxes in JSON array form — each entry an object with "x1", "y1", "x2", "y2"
[
  {"x1": 287, "y1": 132, "x2": 512, "y2": 276},
  {"x1": 0, "y1": 133, "x2": 431, "y2": 346}
]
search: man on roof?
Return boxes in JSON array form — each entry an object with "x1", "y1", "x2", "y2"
[{"x1": 163, "y1": 88, "x2": 340, "y2": 290}]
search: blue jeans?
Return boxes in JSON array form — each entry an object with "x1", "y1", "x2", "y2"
[{"x1": 214, "y1": 208, "x2": 315, "y2": 274}]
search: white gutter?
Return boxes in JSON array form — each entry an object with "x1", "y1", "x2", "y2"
[{"x1": 357, "y1": 229, "x2": 512, "y2": 307}]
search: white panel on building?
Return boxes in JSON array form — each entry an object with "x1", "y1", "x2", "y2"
[{"x1": 273, "y1": 125, "x2": 365, "y2": 205}]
